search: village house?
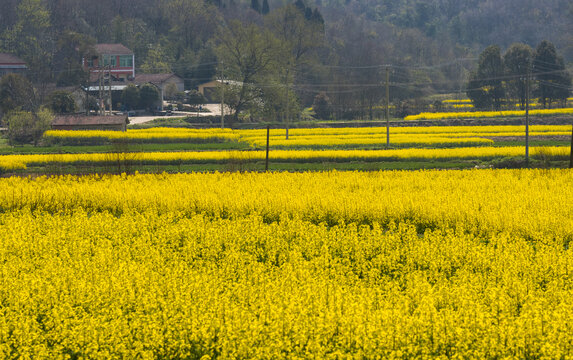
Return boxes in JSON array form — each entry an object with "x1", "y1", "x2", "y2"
[
  {"x1": 84, "y1": 44, "x2": 135, "y2": 82},
  {"x1": 198, "y1": 79, "x2": 243, "y2": 102},
  {"x1": 83, "y1": 44, "x2": 184, "y2": 111},
  {"x1": 0, "y1": 53, "x2": 27, "y2": 77}
]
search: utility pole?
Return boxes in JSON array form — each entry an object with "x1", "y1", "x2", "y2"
[
  {"x1": 85, "y1": 82, "x2": 89, "y2": 116},
  {"x1": 569, "y1": 118, "x2": 573, "y2": 168},
  {"x1": 108, "y1": 65, "x2": 112, "y2": 116},
  {"x1": 285, "y1": 67, "x2": 290, "y2": 140},
  {"x1": 385, "y1": 66, "x2": 390, "y2": 148},
  {"x1": 525, "y1": 70, "x2": 530, "y2": 166},
  {"x1": 265, "y1": 125, "x2": 270, "y2": 171},
  {"x1": 220, "y1": 65, "x2": 225, "y2": 129},
  {"x1": 98, "y1": 67, "x2": 103, "y2": 116}
]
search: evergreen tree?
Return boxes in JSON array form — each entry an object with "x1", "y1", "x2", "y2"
[
  {"x1": 467, "y1": 45, "x2": 505, "y2": 110},
  {"x1": 251, "y1": 0, "x2": 261, "y2": 13},
  {"x1": 294, "y1": 0, "x2": 306, "y2": 12},
  {"x1": 503, "y1": 43, "x2": 532, "y2": 109},
  {"x1": 311, "y1": 8, "x2": 324, "y2": 24},
  {"x1": 262, "y1": 0, "x2": 270, "y2": 15},
  {"x1": 533, "y1": 40, "x2": 571, "y2": 108}
]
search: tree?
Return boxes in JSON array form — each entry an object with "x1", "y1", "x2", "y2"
[
  {"x1": 5, "y1": 108, "x2": 53, "y2": 146},
  {"x1": 164, "y1": 83, "x2": 179, "y2": 101},
  {"x1": 186, "y1": 90, "x2": 207, "y2": 106},
  {"x1": 265, "y1": 4, "x2": 324, "y2": 132},
  {"x1": 0, "y1": 74, "x2": 37, "y2": 116},
  {"x1": 533, "y1": 40, "x2": 571, "y2": 108},
  {"x1": 164, "y1": 0, "x2": 221, "y2": 52},
  {"x1": 54, "y1": 31, "x2": 96, "y2": 87},
  {"x1": 262, "y1": 0, "x2": 270, "y2": 15},
  {"x1": 467, "y1": 45, "x2": 505, "y2": 110},
  {"x1": 251, "y1": 0, "x2": 261, "y2": 13},
  {"x1": 312, "y1": 92, "x2": 331, "y2": 119},
  {"x1": 138, "y1": 83, "x2": 160, "y2": 110},
  {"x1": 504, "y1": 43, "x2": 533, "y2": 109},
  {"x1": 47, "y1": 91, "x2": 77, "y2": 114},
  {"x1": 141, "y1": 44, "x2": 173, "y2": 74},
  {"x1": 1, "y1": 0, "x2": 53, "y2": 85},
  {"x1": 122, "y1": 84, "x2": 140, "y2": 110},
  {"x1": 215, "y1": 20, "x2": 280, "y2": 123},
  {"x1": 466, "y1": 71, "x2": 491, "y2": 110}
]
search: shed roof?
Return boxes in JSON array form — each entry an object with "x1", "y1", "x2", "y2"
[
  {"x1": 0, "y1": 53, "x2": 27, "y2": 67},
  {"x1": 94, "y1": 44, "x2": 133, "y2": 55},
  {"x1": 52, "y1": 115, "x2": 128, "y2": 126}
]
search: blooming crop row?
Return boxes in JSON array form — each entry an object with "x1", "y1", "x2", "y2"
[
  {"x1": 240, "y1": 125, "x2": 571, "y2": 137},
  {"x1": 405, "y1": 108, "x2": 573, "y2": 120},
  {"x1": 243, "y1": 135, "x2": 494, "y2": 148},
  {"x1": 1, "y1": 170, "x2": 573, "y2": 358},
  {"x1": 0, "y1": 146, "x2": 568, "y2": 171},
  {"x1": 43, "y1": 127, "x2": 241, "y2": 145}
]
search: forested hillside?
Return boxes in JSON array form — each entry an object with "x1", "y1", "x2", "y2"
[{"x1": 0, "y1": 0, "x2": 571, "y2": 120}]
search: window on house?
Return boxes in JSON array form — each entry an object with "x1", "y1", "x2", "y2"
[
  {"x1": 119, "y1": 56, "x2": 133, "y2": 67},
  {"x1": 102, "y1": 55, "x2": 116, "y2": 67}
]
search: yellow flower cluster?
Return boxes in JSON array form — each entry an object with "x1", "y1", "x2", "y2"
[
  {"x1": 0, "y1": 146, "x2": 568, "y2": 170},
  {"x1": 243, "y1": 135, "x2": 493, "y2": 148},
  {"x1": 240, "y1": 125, "x2": 570, "y2": 149},
  {"x1": 1, "y1": 170, "x2": 573, "y2": 358},
  {"x1": 405, "y1": 108, "x2": 573, "y2": 120},
  {"x1": 44, "y1": 127, "x2": 240, "y2": 144},
  {"x1": 241, "y1": 125, "x2": 570, "y2": 137},
  {"x1": 451, "y1": 104, "x2": 474, "y2": 109},
  {"x1": 442, "y1": 99, "x2": 472, "y2": 103}
]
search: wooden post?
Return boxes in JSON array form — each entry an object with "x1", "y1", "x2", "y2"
[{"x1": 265, "y1": 125, "x2": 270, "y2": 171}]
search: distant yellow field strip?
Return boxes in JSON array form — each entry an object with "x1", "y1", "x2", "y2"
[
  {"x1": 243, "y1": 135, "x2": 494, "y2": 147},
  {"x1": 239, "y1": 125, "x2": 572, "y2": 137},
  {"x1": 405, "y1": 108, "x2": 573, "y2": 120},
  {"x1": 44, "y1": 127, "x2": 241, "y2": 142},
  {"x1": 1, "y1": 146, "x2": 568, "y2": 170}
]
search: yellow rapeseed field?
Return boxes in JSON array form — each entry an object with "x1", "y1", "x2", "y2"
[
  {"x1": 405, "y1": 108, "x2": 573, "y2": 120},
  {"x1": 1, "y1": 169, "x2": 573, "y2": 358},
  {"x1": 0, "y1": 146, "x2": 569, "y2": 170},
  {"x1": 44, "y1": 127, "x2": 240, "y2": 144}
]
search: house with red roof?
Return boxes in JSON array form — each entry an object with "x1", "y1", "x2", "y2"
[
  {"x1": 84, "y1": 44, "x2": 135, "y2": 82},
  {"x1": 0, "y1": 53, "x2": 27, "y2": 77},
  {"x1": 83, "y1": 44, "x2": 184, "y2": 112}
]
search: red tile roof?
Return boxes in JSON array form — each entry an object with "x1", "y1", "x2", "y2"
[
  {"x1": 0, "y1": 53, "x2": 26, "y2": 65},
  {"x1": 52, "y1": 115, "x2": 128, "y2": 126},
  {"x1": 94, "y1": 44, "x2": 133, "y2": 55}
]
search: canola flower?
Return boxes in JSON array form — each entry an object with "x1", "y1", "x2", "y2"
[
  {"x1": 0, "y1": 146, "x2": 568, "y2": 171},
  {"x1": 442, "y1": 99, "x2": 472, "y2": 103},
  {"x1": 44, "y1": 127, "x2": 241, "y2": 144},
  {"x1": 240, "y1": 125, "x2": 571, "y2": 138},
  {"x1": 242, "y1": 135, "x2": 494, "y2": 148},
  {"x1": 405, "y1": 108, "x2": 573, "y2": 120},
  {"x1": 1, "y1": 169, "x2": 573, "y2": 358}
]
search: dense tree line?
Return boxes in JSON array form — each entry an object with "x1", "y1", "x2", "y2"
[
  {"x1": 468, "y1": 41, "x2": 571, "y2": 110},
  {"x1": 0, "y1": 0, "x2": 571, "y2": 122}
]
